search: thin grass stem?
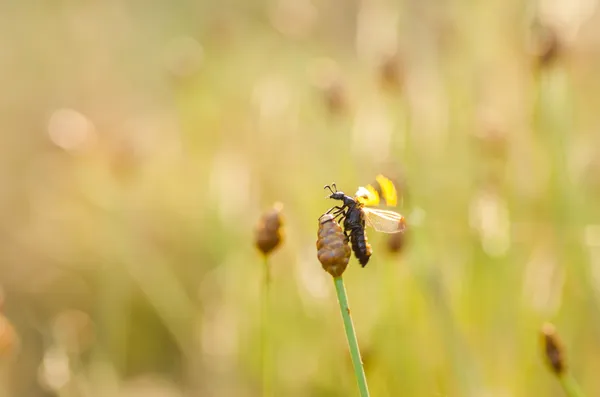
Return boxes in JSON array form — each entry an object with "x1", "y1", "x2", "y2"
[
  {"x1": 559, "y1": 374, "x2": 585, "y2": 397},
  {"x1": 333, "y1": 276, "x2": 370, "y2": 397},
  {"x1": 261, "y1": 256, "x2": 272, "y2": 397}
]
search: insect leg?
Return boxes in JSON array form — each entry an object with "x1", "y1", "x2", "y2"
[
  {"x1": 332, "y1": 208, "x2": 346, "y2": 216},
  {"x1": 333, "y1": 209, "x2": 347, "y2": 221},
  {"x1": 325, "y1": 205, "x2": 344, "y2": 215},
  {"x1": 330, "y1": 206, "x2": 348, "y2": 221},
  {"x1": 319, "y1": 205, "x2": 344, "y2": 221}
]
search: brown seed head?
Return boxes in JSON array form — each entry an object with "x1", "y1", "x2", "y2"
[
  {"x1": 308, "y1": 58, "x2": 348, "y2": 114},
  {"x1": 387, "y1": 218, "x2": 407, "y2": 254},
  {"x1": 530, "y1": 22, "x2": 561, "y2": 69},
  {"x1": 316, "y1": 214, "x2": 351, "y2": 277},
  {"x1": 541, "y1": 322, "x2": 566, "y2": 376},
  {"x1": 379, "y1": 53, "x2": 403, "y2": 91},
  {"x1": 321, "y1": 81, "x2": 347, "y2": 115},
  {"x1": 255, "y1": 202, "x2": 284, "y2": 256}
]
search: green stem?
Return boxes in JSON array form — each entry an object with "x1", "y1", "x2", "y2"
[
  {"x1": 261, "y1": 256, "x2": 271, "y2": 397},
  {"x1": 333, "y1": 276, "x2": 370, "y2": 397},
  {"x1": 559, "y1": 373, "x2": 585, "y2": 397}
]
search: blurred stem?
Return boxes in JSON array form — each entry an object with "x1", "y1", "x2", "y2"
[
  {"x1": 333, "y1": 276, "x2": 370, "y2": 397},
  {"x1": 95, "y1": 264, "x2": 130, "y2": 373},
  {"x1": 536, "y1": 66, "x2": 600, "y2": 324},
  {"x1": 559, "y1": 374, "x2": 585, "y2": 397},
  {"x1": 261, "y1": 256, "x2": 271, "y2": 397},
  {"x1": 535, "y1": 67, "x2": 587, "y2": 397},
  {"x1": 425, "y1": 268, "x2": 478, "y2": 396}
]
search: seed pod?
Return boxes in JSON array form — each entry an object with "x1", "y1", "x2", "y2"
[
  {"x1": 317, "y1": 214, "x2": 351, "y2": 277},
  {"x1": 541, "y1": 322, "x2": 566, "y2": 376},
  {"x1": 255, "y1": 202, "x2": 284, "y2": 256}
]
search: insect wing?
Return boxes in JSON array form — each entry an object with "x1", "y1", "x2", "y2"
[
  {"x1": 362, "y1": 208, "x2": 405, "y2": 233},
  {"x1": 355, "y1": 185, "x2": 380, "y2": 206},
  {"x1": 357, "y1": 174, "x2": 399, "y2": 206},
  {"x1": 375, "y1": 174, "x2": 398, "y2": 206}
]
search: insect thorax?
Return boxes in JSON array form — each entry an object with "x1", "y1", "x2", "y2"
[{"x1": 344, "y1": 206, "x2": 364, "y2": 229}]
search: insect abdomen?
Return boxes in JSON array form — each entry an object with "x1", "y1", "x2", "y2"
[{"x1": 350, "y1": 228, "x2": 372, "y2": 267}]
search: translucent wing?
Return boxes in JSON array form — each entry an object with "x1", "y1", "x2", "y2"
[{"x1": 362, "y1": 207, "x2": 406, "y2": 234}]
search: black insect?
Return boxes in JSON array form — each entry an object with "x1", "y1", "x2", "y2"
[
  {"x1": 322, "y1": 178, "x2": 404, "y2": 267},
  {"x1": 324, "y1": 184, "x2": 372, "y2": 266}
]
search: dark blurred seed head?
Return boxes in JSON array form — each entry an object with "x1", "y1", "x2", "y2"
[
  {"x1": 322, "y1": 81, "x2": 348, "y2": 115},
  {"x1": 541, "y1": 322, "x2": 566, "y2": 376},
  {"x1": 255, "y1": 202, "x2": 285, "y2": 256},
  {"x1": 316, "y1": 214, "x2": 351, "y2": 277},
  {"x1": 530, "y1": 22, "x2": 561, "y2": 69},
  {"x1": 379, "y1": 53, "x2": 404, "y2": 91},
  {"x1": 308, "y1": 58, "x2": 349, "y2": 115},
  {"x1": 387, "y1": 218, "x2": 407, "y2": 254}
]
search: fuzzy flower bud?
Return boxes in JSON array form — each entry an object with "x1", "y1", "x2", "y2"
[
  {"x1": 255, "y1": 202, "x2": 284, "y2": 256},
  {"x1": 317, "y1": 214, "x2": 351, "y2": 277}
]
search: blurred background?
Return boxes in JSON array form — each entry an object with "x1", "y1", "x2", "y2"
[{"x1": 1, "y1": 0, "x2": 600, "y2": 396}]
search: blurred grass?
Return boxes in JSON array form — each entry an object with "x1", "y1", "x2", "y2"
[{"x1": 1, "y1": 0, "x2": 600, "y2": 396}]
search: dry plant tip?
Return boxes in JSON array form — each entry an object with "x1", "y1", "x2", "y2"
[
  {"x1": 541, "y1": 322, "x2": 566, "y2": 376},
  {"x1": 255, "y1": 202, "x2": 285, "y2": 256},
  {"x1": 316, "y1": 214, "x2": 351, "y2": 277}
]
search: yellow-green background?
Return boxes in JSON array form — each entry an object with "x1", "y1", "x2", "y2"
[{"x1": 1, "y1": 1, "x2": 600, "y2": 396}]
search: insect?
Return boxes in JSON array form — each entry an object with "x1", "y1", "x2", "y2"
[{"x1": 322, "y1": 175, "x2": 405, "y2": 267}]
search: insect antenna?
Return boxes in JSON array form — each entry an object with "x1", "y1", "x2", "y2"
[{"x1": 324, "y1": 183, "x2": 337, "y2": 194}]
